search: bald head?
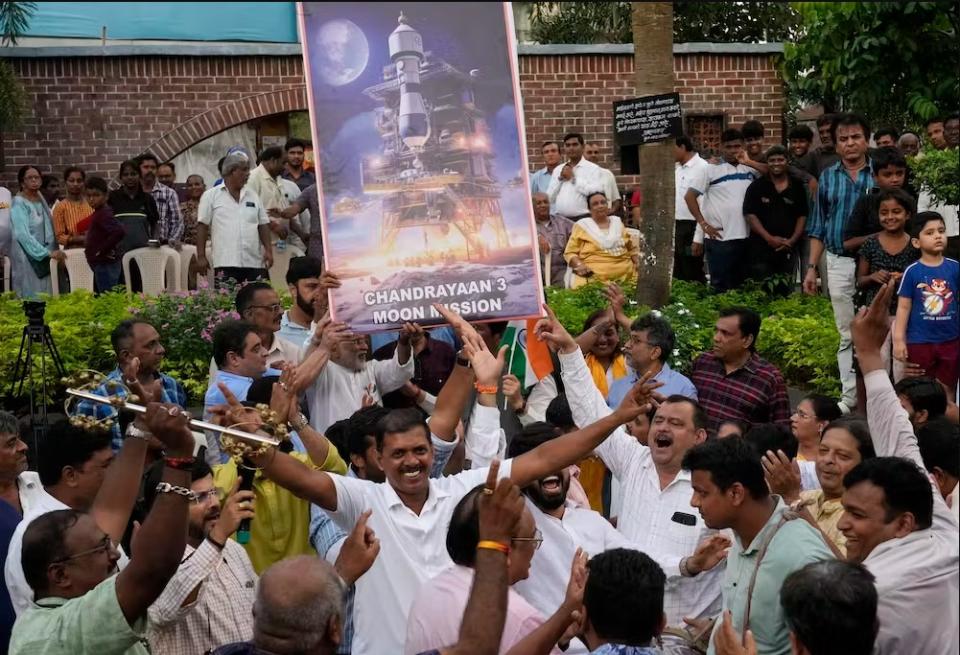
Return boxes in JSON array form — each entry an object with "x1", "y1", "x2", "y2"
[
  {"x1": 532, "y1": 192, "x2": 550, "y2": 221},
  {"x1": 253, "y1": 556, "x2": 344, "y2": 654}
]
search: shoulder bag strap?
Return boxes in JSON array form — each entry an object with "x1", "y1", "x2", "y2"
[{"x1": 742, "y1": 510, "x2": 798, "y2": 634}]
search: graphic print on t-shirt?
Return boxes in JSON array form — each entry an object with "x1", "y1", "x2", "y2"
[{"x1": 918, "y1": 278, "x2": 954, "y2": 317}]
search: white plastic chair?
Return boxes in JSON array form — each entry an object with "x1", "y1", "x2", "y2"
[
  {"x1": 178, "y1": 244, "x2": 197, "y2": 291},
  {"x1": 122, "y1": 246, "x2": 181, "y2": 297},
  {"x1": 269, "y1": 244, "x2": 304, "y2": 290},
  {"x1": 51, "y1": 248, "x2": 96, "y2": 296},
  {"x1": 2, "y1": 256, "x2": 10, "y2": 292}
]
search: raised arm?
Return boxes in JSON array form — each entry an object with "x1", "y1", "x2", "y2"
[
  {"x1": 213, "y1": 383, "x2": 340, "y2": 510},
  {"x1": 114, "y1": 404, "x2": 196, "y2": 624},
  {"x1": 443, "y1": 462, "x2": 522, "y2": 655}
]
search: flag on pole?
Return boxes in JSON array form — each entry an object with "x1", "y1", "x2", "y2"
[{"x1": 499, "y1": 319, "x2": 554, "y2": 388}]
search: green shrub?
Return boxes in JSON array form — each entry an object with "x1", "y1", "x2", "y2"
[
  {"x1": 545, "y1": 280, "x2": 841, "y2": 396},
  {"x1": 910, "y1": 147, "x2": 960, "y2": 207},
  {"x1": 2, "y1": 279, "x2": 841, "y2": 408}
]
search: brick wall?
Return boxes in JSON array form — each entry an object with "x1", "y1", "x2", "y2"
[
  {"x1": 1, "y1": 50, "x2": 783, "y2": 190},
  {"x1": 519, "y1": 52, "x2": 784, "y2": 189}
]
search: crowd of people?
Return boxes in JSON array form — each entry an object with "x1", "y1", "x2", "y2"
[
  {"x1": 0, "y1": 138, "x2": 320, "y2": 296},
  {"x1": 0, "y1": 106, "x2": 958, "y2": 655},
  {"x1": 528, "y1": 115, "x2": 959, "y2": 406},
  {"x1": 0, "y1": 247, "x2": 956, "y2": 655}
]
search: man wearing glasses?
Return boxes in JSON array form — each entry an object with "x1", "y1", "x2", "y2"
[
  {"x1": 405, "y1": 482, "x2": 582, "y2": 655},
  {"x1": 9, "y1": 403, "x2": 198, "y2": 655},
  {"x1": 209, "y1": 282, "x2": 302, "y2": 380},
  {"x1": 144, "y1": 458, "x2": 258, "y2": 655}
]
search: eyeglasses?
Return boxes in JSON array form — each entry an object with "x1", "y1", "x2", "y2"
[
  {"x1": 248, "y1": 303, "x2": 282, "y2": 313},
  {"x1": 512, "y1": 529, "x2": 543, "y2": 551},
  {"x1": 625, "y1": 336, "x2": 652, "y2": 347},
  {"x1": 53, "y1": 536, "x2": 113, "y2": 564},
  {"x1": 792, "y1": 409, "x2": 814, "y2": 420},
  {"x1": 189, "y1": 488, "x2": 220, "y2": 505}
]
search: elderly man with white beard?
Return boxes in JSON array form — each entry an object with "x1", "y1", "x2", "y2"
[{"x1": 534, "y1": 306, "x2": 730, "y2": 646}]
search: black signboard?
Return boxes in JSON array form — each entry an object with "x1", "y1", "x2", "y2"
[{"x1": 613, "y1": 93, "x2": 683, "y2": 146}]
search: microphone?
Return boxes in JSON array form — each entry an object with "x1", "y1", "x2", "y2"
[{"x1": 236, "y1": 459, "x2": 256, "y2": 545}]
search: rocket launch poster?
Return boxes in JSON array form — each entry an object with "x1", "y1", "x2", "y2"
[{"x1": 298, "y1": 2, "x2": 544, "y2": 332}]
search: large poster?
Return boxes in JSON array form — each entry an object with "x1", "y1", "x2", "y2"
[{"x1": 298, "y1": 2, "x2": 544, "y2": 332}]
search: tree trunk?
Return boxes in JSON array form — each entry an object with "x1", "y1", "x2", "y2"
[{"x1": 632, "y1": 2, "x2": 675, "y2": 308}]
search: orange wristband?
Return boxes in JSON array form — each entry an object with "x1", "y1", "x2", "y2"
[
  {"x1": 475, "y1": 383, "x2": 498, "y2": 395},
  {"x1": 477, "y1": 540, "x2": 511, "y2": 555}
]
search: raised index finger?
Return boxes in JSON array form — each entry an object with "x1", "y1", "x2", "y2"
[
  {"x1": 217, "y1": 381, "x2": 244, "y2": 408},
  {"x1": 484, "y1": 459, "x2": 501, "y2": 492}
]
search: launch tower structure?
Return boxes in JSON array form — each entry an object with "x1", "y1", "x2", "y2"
[{"x1": 360, "y1": 12, "x2": 509, "y2": 259}]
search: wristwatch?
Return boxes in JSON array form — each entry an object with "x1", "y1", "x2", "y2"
[
  {"x1": 456, "y1": 350, "x2": 472, "y2": 368},
  {"x1": 126, "y1": 423, "x2": 152, "y2": 441}
]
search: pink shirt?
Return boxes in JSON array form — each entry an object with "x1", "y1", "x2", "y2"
[{"x1": 404, "y1": 565, "x2": 560, "y2": 655}]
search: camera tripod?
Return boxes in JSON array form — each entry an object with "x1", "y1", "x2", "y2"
[{"x1": 6, "y1": 318, "x2": 67, "y2": 449}]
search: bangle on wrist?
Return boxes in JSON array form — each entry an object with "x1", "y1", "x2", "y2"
[
  {"x1": 154, "y1": 482, "x2": 193, "y2": 498},
  {"x1": 164, "y1": 455, "x2": 196, "y2": 471},
  {"x1": 475, "y1": 382, "x2": 498, "y2": 395},
  {"x1": 477, "y1": 540, "x2": 511, "y2": 555}
]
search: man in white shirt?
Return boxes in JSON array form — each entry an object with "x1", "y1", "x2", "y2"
[
  {"x1": 196, "y1": 152, "x2": 273, "y2": 287},
  {"x1": 547, "y1": 133, "x2": 604, "y2": 220},
  {"x1": 247, "y1": 146, "x2": 292, "y2": 252},
  {"x1": 3, "y1": 421, "x2": 122, "y2": 616},
  {"x1": 238, "y1": 309, "x2": 659, "y2": 655},
  {"x1": 686, "y1": 128, "x2": 758, "y2": 292},
  {"x1": 846, "y1": 286, "x2": 959, "y2": 655},
  {"x1": 508, "y1": 422, "x2": 629, "y2": 655},
  {"x1": 534, "y1": 308, "x2": 728, "y2": 631},
  {"x1": 674, "y1": 136, "x2": 709, "y2": 283},
  {"x1": 302, "y1": 319, "x2": 418, "y2": 434},
  {"x1": 584, "y1": 143, "x2": 622, "y2": 217},
  {"x1": 278, "y1": 177, "x2": 311, "y2": 252}
]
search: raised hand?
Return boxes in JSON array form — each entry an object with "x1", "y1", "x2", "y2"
[
  {"x1": 398, "y1": 322, "x2": 425, "y2": 347},
  {"x1": 462, "y1": 334, "x2": 507, "y2": 388},
  {"x1": 534, "y1": 303, "x2": 577, "y2": 354},
  {"x1": 477, "y1": 461, "x2": 524, "y2": 545},
  {"x1": 209, "y1": 382, "x2": 264, "y2": 433},
  {"x1": 501, "y1": 374, "x2": 525, "y2": 411},
  {"x1": 562, "y1": 547, "x2": 588, "y2": 610},
  {"x1": 209, "y1": 479, "x2": 256, "y2": 546},
  {"x1": 612, "y1": 369, "x2": 663, "y2": 423},
  {"x1": 335, "y1": 509, "x2": 381, "y2": 585},
  {"x1": 433, "y1": 303, "x2": 478, "y2": 343},
  {"x1": 143, "y1": 402, "x2": 195, "y2": 457},
  {"x1": 687, "y1": 534, "x2": 732, "y2": 575},
  {"x1": 761, "y1": 449, "x2": 802, "y2": 503},
  {"x1": 851, "y1": 281, "x2": 894, "y2": 358}
]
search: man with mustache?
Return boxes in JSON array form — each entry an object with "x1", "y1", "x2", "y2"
[
  {"x1": 145, "y1": 458, "x2": 258, "y2": 654},
  {"x1": 222, "y1": 304, "x2": 660, "y2": 655},
  {"x1": 509, "y1": 422, "x2": 631, "y2": 654},
  {"x1": 535, "y1": 306, "x2": 731, "y2": 642}
]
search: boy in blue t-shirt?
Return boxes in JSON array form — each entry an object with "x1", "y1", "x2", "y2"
[{"x1": 894, "y1": 211, "x2": 960, "y2": 394}]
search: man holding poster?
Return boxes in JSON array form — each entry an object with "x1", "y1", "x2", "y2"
[{"x1": 299, "y1": 2, "x2": 544, "y2": 333}]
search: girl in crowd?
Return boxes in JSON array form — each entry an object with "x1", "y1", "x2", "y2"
[
  {"x1": 856, "y1": 187, "x2": 919, "y2": 380},
  {"x1": 790, "y1": 393, "x2": 843, "y2": 490},
  {"x1": 563, "y1": 191, "x2": 638, "y2": 289},
  {"x1": 10, "y1": 165, "x2": 65, "y2": 298}
]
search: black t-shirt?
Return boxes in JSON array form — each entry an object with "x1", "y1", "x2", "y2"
[
  {"x1": 742, "y1": 175, "x2": 809, "y2": 243},
  {"x1": 844, "y1": 192, "x2": 883, "y2": 245}
]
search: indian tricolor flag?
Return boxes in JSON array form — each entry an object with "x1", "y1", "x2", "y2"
[{"x1": 499, "y1": 319, "x2": 554, "y2": 388}]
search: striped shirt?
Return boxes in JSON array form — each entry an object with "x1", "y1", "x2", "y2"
[
  {"x1": 52, "y1": 198, "x2": 93, "y2": 245},
  {"x1": 690, "y1": 352, "x2": 791, "y2": 430},
  {"x1": 807, "y1": 159, "x2": 875, "y2": 255}
]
